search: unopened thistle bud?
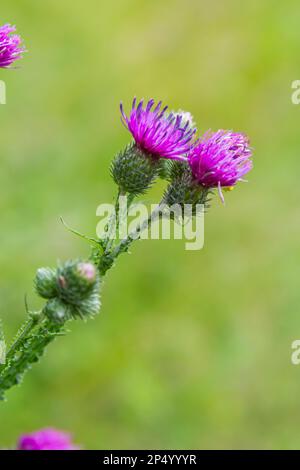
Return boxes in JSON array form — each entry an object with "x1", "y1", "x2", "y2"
[
  {"x1": 35, "y1": 268, "x2": 57, "y2": 299},
  {"x1": 36, "y1": 260, "x2": 101, "y2": 322},
  {"x1": 56, "y1": 261, "x2": 98, "y2": 305}
]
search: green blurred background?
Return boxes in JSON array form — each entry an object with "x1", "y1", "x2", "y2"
[{"x1": 0, "y1": 0, "x2": 300, "y2": 449}]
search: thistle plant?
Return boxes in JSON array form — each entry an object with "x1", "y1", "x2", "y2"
[{"x1": 0, "y1": 28, "x2": 253, "y2": 400}]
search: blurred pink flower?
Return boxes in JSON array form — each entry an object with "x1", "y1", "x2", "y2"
[{"x1": 17, "y1": 428, "x2": 79, "y2": 450}]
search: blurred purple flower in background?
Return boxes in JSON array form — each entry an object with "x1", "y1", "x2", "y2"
[
  {"x1": 120, "y1": 98, "x2": 196, "y2": 161},
  {"x1": 17, "y1": 428, "x2": 79, "y2": 450},
  {"x1": 0, "y1": 24, "x2": 25, "y2": 68},
  {"x1": 188, "y1": 130, "x2": 252, "y2": 202}
]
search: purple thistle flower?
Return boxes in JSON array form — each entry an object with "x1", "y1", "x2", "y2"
[
  {"x1": 0, "y1": 24, "x2": 25, "y2": 68},
  {"x1": 188, "y1": 130, "x2": 253, "y2": 202},
  {"x1": 17, "y1": 428, "x2": 79, "y2": 451},
  {"x1": 120, "y1": 98, "x2": 196, "y2": 161}
]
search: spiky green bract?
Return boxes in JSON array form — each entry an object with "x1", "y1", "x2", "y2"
[
  {"x1": 157, "y1": 158, "x2": 174, "y2": 180},
  {"x1": 111, "y1": 142, "x2": 160, "y2": 196},
  {"x1": 163, "y1": 161, "x2": 212, "y2": 215},
  {"x1": 44, "y1": 298, "x2": 71, "y2": 324},
  {"x1": 35, "y1": 267, "x2": 57, "y2": 299}
]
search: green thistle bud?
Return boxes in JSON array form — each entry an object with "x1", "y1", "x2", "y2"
[
  {"x1": 55, "y1": 260, "x2": 101, "y2": 320},
  {"x1": 36, "y1": 260, "x2": 101, "y2": 323},
  {"x1": 35, "y1": 267, "x2": 57, "y2": 299},
  {"x1": 56, "y1": 260, "x2": 98, "y2": 305},
  {"x1": 44, "y1": 298, "x2": 71, "y2": 324},
  {"x1": 111, "y1": 143, "x2": 159, "y2": 195}
]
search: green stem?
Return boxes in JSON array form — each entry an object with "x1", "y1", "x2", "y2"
[
  {"x1": 98, "y1": 202, "x2": 163, "y2": 276},
  {"x1": 6, "y1": 314, "x2": 41, "y2": 361},
  {"x1": 106, "y1": 188, "x2": 122, "y2": 252},
  {"x1": 0, "y1": 317, "x2": 65, "y2": 400},
  {"x1": 102, "y1": 188, "x2": 121, "y2": 253}
]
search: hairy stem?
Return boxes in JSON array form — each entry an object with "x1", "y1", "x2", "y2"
[
  {"x1": 0, "y1": 317, "x2": 65, "y2": 400},
  {"x1": 6, "y1": 314, "x2": 41, "y2": 362},
  {"x1": 98, "y1": 202, "x2": 163, "y2": 276}
]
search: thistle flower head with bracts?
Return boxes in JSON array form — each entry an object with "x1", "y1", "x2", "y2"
[
  {"x1": 120, "y1": 98, "x2": 196, "y2": 161},
  {"x1": 35, "y1": 260, "x2": 101, "y2": 323},
  {"x1": 17, "y1": 428, "x2": 79, "y2": 451},
  {"x1": 0, "y1": 24, "x2": 25, "y2": 68},
  {"x1": 188, "y1": 130, "x2": 252, "y2": 202}
]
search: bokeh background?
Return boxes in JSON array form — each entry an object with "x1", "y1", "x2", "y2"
[{"x1": 0, "y1": 0, "x2": 300, "y2": 450}]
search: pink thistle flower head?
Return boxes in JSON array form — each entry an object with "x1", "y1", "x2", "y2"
[
  {"x1": 17, "y1": 428, "x2": 79, "y2": 451},
  {"x1": 188, "y1": 130, "x2": 252, "y2": 201},
  {"x1": 0, "y1": 24, "x2": 25, "y2": 68},
  {"x1": 120, "y1": 98, "x2": 196, "y2": 161}
]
